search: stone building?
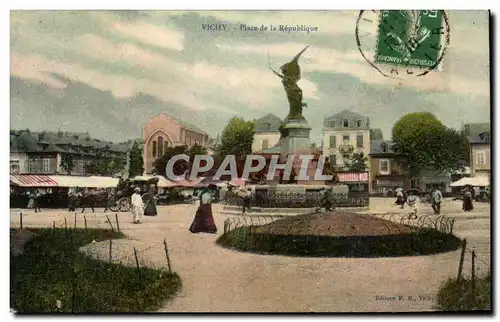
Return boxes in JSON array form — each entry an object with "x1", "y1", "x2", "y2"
[
  {"x1": 252, "y1": 113, "x2": 283, "y2": 153},
  {"x1": 142, "y1": 113, "x2": 210, "y2": 174}
]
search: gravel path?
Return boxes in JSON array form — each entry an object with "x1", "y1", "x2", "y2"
[{"x1": 10, "y1": 198, "x2": 491, "y2": 312}]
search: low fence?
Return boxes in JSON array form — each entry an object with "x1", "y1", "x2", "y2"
[
  {"x1": 11, "y1": 211, "x2": 175, "y2": 273},
  {"x1": 218, "y1": 211, "x2": 463, "y2": 258},
  {"x1": 224, "y1": 191, "x2": 369, "y2": 208},
  {"x1": 223, "y1": 213, "x2": 455, "y2": 235}
]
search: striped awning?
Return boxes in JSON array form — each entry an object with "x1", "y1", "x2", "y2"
[
  {"x1": 338, "y1": 172, "x2": 369, "y2": 183},
  {"x1": 10, "y1": 175, "x2": 58, "y2": 187}
]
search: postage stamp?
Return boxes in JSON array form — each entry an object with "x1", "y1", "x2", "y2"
[
  {"x1": 355, "y1": 10, "x2": 450, "y2": 78},
  {"x1": 375, "y1": 10, "x2": 445, "y2": 69}
]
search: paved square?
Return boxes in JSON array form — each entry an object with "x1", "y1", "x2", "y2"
[{"x1": 10, "y1": 198, "x2": 490, "y2": 312}]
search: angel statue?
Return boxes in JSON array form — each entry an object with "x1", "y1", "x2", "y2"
[
  {"x1": 268, "y1": 46, "x2": 309, "y2": 121},
  {"x1": 386, "y1": 10, "x2": 431, "y2": 62}
]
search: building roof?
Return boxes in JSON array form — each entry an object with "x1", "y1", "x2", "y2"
[
  {"x1": 10, "y1": 130, "x2": 130, "y2": 155},
  {"x1": 175, "y1": 119, "x2": 208, "y2": 135},
  {"x1": 370, "y1": 129, "x2": 384, "y2": 140},
  {"x1": 254, "y1": 113, "x2": 283, "y2": 133},
  {"x1": 370, "y1": 140, "x2": 396, "y2": 154},
  {"x1": 325, "y1": 109, "x2": 368, "y2": 120},
  {"x1": 464, "y1": 123, "x2": 490, "y2": 138},
  {"x1": 10, "y1": 131, "x2": 40, "y2": 152},
  {"x1": 469, "y1": 131, "x2": 491, "y2": 144}
]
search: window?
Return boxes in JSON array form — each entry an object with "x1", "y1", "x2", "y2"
[
  {"x1": 356, "y1": 134, "x2": 363, "y2": 148},
  {"x1": 262, "y1": 139, "x2": 269, "y2": 150},
  {"x1": 329, "y1": 121, "x2": 336, "y2": 127},
  {"x1": 164, "y1": 141, "x2": 169, "y2": 153},
  {"x1": 343, "y1": 119, "x2": 349, "y2": 127},
  {"x1": 330, "y1": 154, "x2": 337, "y2": 166},
  {"x1": 158, "y1": 136, "x2": 164, "y2": 156},
  {"x1": 379, "y1": 159, "x2": 390, "y2": 175},
  {"x1": 343, "y1": 135, "x2": 350, "y2": 144},
  {"x1": 357, "y1": 120, "x2": 362, "y2": 127},
  {"x1": 10, "y1": 161, "x2": 19, "y2": 174},
  {"x1": 28, "y1": 159, "x2": 40, "y2": 173},
  {"x1": 329, "y1": 135, "x2": 336, "y2": 148},
  {"x1": 476, "y1": 151, "x2": 486, "y2": 166},
  {"x1": 42, "y1": 159, "x2": 50, "y2": 173},
  {"x1": 263, "y1": 123, "x2": 271, "y2": 131},
  {"x1": 381, "y1": 143, "x2": 388, "y2": 153},
  {"x1": 152, "y1": 141, "x2": 157, "y2": 157}
]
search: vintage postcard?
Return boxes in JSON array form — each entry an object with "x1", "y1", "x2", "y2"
[{"x1": 9, "y1": 10, "x2": 491, "y2": 313}]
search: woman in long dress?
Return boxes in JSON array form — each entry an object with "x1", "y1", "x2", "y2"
[
  {"x1": 143, "y1": 187, "x2": 158, "y2": 216},
  {"x1": 462, "y1": 186, "x2": 474, "y2": 212},
  {"x1": 189, "y1": 185, "x2": 217, "y2": 234}
]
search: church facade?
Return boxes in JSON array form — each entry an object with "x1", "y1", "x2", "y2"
[{"x1": 142, "y1": 113, "x2": 210, "y2": 174}]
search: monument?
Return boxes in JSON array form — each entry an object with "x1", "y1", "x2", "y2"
[
  {"x1": 221, "y1": 46, "x2": 352, "y2": 216},
  {"x1": 269, "y1": 45, "x2": 313, "y2": 160}
]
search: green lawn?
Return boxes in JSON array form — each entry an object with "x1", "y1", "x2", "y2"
[
  {"x1": 436, "y1": 273, "x2": 491, "y2": 311},
  {"x1": 10, "y1": 228, "x2": 182, "y2": 313}
]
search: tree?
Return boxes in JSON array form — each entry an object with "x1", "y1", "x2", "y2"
[
  {"x1": 153, "y1": 144, "x2": 208, "y2": 177},
  {"x1": 391, "y1": 112, "x2": 468, "y2": 176},
  {"x1": 84, "y1": 148, "x2": 126, "y2": 176},
  {"x1": 128, "y1": 140, "x2": 144, "y2": 178},
  {"x1": 60, "y1": 154, "x2": 75, "y2": 174},
  {"x1": 215, "y1": 117, "x2": 255, "y2": 159},
  {"x1": 345, "y1": 152, "x2": 369, "y2": 172}
]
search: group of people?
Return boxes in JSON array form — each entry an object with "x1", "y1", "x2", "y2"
[
  {"x1": 26, "y1": 190, "x2": 44, "y2": 212},
  {"x1": 130, "y1": 186, "x2": 159, "y2": 224},
  {"x1": 394, "y1": 185, "x2": 476, "y2": 217}
]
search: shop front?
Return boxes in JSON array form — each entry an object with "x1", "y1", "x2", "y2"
[{"x1": 337, "y1": 172, "x2": 369, "y2": 192}]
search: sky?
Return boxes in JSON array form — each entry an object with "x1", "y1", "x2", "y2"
[{"x1": 10, "y1": 10, "x2": 490, "y2": 144}]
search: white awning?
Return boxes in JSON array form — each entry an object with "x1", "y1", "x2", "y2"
[
  {"x1": 51, "y1": 175, "x2": 119, "y2": 188},
  {"x1": 450, "y1": 176, "x2": 489, "y2": 187}
]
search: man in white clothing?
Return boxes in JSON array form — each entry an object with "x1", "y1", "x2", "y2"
[{"x1": 131, "y1": 188, "x2": 144, "y2": 224}]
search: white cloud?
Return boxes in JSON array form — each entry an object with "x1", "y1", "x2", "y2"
[
  {"x1": 217, "y1": 41, "x2": 489, "y2": 96},
  {"x1": 111, "y1": 21, "x2": 185, "y2": 51}
]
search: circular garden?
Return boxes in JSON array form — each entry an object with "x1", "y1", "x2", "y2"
[{"x1": 216, "y1": 212, "x2": 462, "y2": 258}]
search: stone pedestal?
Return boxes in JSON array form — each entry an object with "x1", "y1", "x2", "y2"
[
  {"x1": 278, "y1": 119, "x2": 327, "y2": 185},
  {"x1": 279, "y1": 119, "x2": 312, "y2": 159}
]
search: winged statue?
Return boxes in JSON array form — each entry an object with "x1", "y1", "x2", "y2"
[{"x1": 268, "y1": 46, "x2": 310, "y2": 121}]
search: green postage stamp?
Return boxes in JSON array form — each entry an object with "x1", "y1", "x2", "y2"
[{"x1": 375, "y1": 10, "x2": 445, "y2": 69}]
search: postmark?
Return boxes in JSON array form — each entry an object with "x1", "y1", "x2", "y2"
[{"x1": 356, "y1": 10, "x2": 450, "y2": 79}]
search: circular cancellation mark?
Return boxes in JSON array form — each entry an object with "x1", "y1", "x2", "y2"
[{"x1": 355, "y1": 10, "x2": 450, "y2": 79}]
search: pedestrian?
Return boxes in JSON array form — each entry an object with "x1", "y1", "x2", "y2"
[
  {"x1": 189, "y1": 184, "x2": 217, "y2": 234},
  {"x1": 103, "y1": 188, "x2": 112, "y2": 212},
  {"x1": 68, "y1": 188, "x2": 78, "y2": 212},
  {"x1": 431, "y1": 188, "x2": 443, "y2": 215},
  {"x1": 462, "y1": 185, "x2": 474, "y2": 212},
  {"x1": 143, "y1": 186, "x2": 158, "y2": 216},
  {"x1": 131, "y1": 187, "x2": 144, "y2": 224},
  {"x1": 395, "y1": 187, "x2": 405, "y2": 209},
  {"x1": 320, "y1": 187, "x2": 335, "y2": 212},
  {"x1": 241, "y1": 187, "x2": 252, "y2": 214},
  {"x1": 406, "y1": 190, "x2": 419, "y2": 219},
  {"x1": 33, "y1": 190, "x2": 42, "y2": 213},
  {"x1": 80, "y1": 189, "x2": 95, "y2": 213},
  {"x1": 27, "y1": 190, "x2": 35, "y2": 209}
]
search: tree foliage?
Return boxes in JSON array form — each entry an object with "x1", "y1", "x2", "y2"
[
  {"x1": 84, "y1": 149, "x2": 126, "y2": 176},
  {"x1": 128, "y1": 141, "x2": 144, "y2": 178},
  {"x1": 391, "y1": 112, "x2": 469, "y2": 176},
  {"x1": 215, "y1": 117, "x2": 255, "y2": 159},
  {"x1": 346, "y1": 152, "x2": 369, "y2": 172},
  {"x1": 60, "y1": 154, "x2": 75, "y2": 174}
]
